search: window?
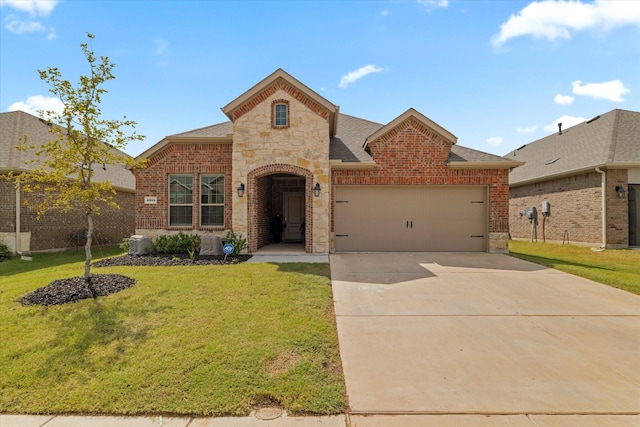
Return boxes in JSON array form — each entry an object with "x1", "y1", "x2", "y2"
[
  {"x1": 169, "y1": 174, "x2": 193, "y2": 226},
  {"x1": 272, "y1": 99, "x2": 289, "y2": 128},
  {"x1": 201, "y1": 175, "x2": 225, "y2": 226}
]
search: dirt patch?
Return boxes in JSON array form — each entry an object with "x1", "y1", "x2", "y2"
[{"x1": 268, "y1": 351, "x2": 302, "y2": 376}]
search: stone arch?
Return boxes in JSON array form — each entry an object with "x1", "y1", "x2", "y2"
[{"x1": 247, "y1": 163, "x2": 314, "y2": 253}]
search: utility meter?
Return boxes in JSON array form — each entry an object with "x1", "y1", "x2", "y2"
[
  {"x1": 524, "y1": 206, "x2": 537, "y2": 222},
  {"x1": 541, "y1": 201, "x2": 551, "y2": 215}
]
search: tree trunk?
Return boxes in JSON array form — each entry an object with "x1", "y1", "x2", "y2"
[{"x1": 85, "y1": 209, "x2": 95, "y2": 297}]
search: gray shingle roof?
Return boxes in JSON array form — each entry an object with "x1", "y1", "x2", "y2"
[
  {"x1": 0, "y1": 110, "x2": 135, "y2": 192},
  {"x1": 168, "y1": 121, "x2": 233, "y2": 138},
  {"x1": 141, "y1": 112, "x2": 514, "y2": 166},
  {"x1": 505, "y1": 109, "x2": 640, "y2": 186}
]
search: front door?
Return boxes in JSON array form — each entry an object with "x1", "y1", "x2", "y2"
[{"x1": 283, "y1": 192, "x2": 305, "y2": 242}]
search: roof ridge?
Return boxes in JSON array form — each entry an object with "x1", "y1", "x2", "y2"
[{"x1": 605, "y1": 109, "x2": 621, "y2": 163}]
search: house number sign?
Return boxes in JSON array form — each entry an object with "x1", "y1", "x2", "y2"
[{"x1": 144, "y1": 196, "x2": 157, "y2": 204}]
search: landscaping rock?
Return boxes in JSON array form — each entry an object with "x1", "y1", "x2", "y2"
[
  {"x1": 199, "y1": 234, "x2": 223, "y2": 256},
  {"x1": 128, "y1": 235, "x2": 153, "y2": 255},
  {"x1": 93, "y1": 254, "x2": 252, "y2": 267}
]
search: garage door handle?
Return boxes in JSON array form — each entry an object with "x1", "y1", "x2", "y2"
[
  {"x1": 410, "y1": 221, "x2": 413, "y2": 229},
  {"x1": 336, "y1": 234, "x2": 349, "y2": 237},
  {"x1": 471, "y1": 235, "x2": 484, "y2": 238},
  {"x1": 406, "y1": 221, "x2": 409, "y2": 229}
]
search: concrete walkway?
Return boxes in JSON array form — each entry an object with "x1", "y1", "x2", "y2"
[{"x1": 331, "y1": 252, "x2": 640, "y2": 426}]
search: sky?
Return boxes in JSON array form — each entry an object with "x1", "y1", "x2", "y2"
[{"x1": 1, "y1": 0, "x2": 639, "y2": 158}]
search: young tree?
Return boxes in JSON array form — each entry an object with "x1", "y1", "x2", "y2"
[{"x1": 12, "y1": 33, "x2": 146, "y2": 287}]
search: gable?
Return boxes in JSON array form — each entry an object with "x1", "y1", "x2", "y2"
[
  {"x1": 221, "y1": 69, "x2": 339, "y2": 136},
  {"x1": 363, "y1": 109, "x2": 456, "y2": 169}
]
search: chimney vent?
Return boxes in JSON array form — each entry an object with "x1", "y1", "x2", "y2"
[{"x1": 558, "y1": 122, "x2": 563, "y2": 135}]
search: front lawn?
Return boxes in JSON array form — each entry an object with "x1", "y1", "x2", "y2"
[
  {"x1": 509, "y1": 240, "x2": 640, "y2": 295},
  {"x1": 0, "y1": 249, "x2": 345, "y2": 416}
]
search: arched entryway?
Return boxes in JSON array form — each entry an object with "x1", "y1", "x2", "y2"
[{"x1": 247, "y1": 164, "x2": 314, "y2": 253}]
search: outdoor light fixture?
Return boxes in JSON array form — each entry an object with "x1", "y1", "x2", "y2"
[
  {"x1": 237, "y1": 183, "x2": 245, "y2": 198},
  {"x1": 313, "y1": 182, "x2": 321, "y2": 197},
  {"x1": 615, "y1": 185, "x2": 626, "y2": 199}
]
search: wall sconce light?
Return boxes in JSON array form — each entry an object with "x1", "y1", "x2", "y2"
[
  {"x1": 237, "y1": 183, "x2": 245, "y2": 198},
  {"x1": 313, "y1": 182, "x2": 321, "y2": 197},
  {"x1": 615, "y1": 185, "x2": 626, "y2": 199}
]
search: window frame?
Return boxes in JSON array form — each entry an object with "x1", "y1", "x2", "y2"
[
  {"x1": 168, "y1": 174, "x2": 193, "y2": 227},
  {"x1": 200, "y1": 174, "x2": 225, "y2": 227},
  {"x1": 271, "y1": 99, "x2": 290, "y2": 129}
]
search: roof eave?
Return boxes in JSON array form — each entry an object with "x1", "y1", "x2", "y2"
[
  {"x1": 136, "y1": 135, "x2": 233, "y2": 161},
  {"x1": 330, "y1": 160, "x2": 376, "y2": 170},
  {"x1": 510, "y1": 162, "x2": 640, "y2": 187},
  {"x1": 448, "y1": 161, "x2": 525, "y2": 169}
]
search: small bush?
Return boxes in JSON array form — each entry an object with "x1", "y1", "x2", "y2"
[
  {"x1": 0, "y1": 242, "x2": 10, "y2": 262},
  {"x1": 119, "y1": 238, "x2": 130, "y2": 253},
  {"x1": 225, "y1": 230, "x2": 248, "y2": 256},
  {"x1": 152, "y1": 232, "x2": 201, "y2": 255}
]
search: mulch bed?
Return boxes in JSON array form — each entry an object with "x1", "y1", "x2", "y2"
[
  {"x1": 92, "y1": 253, "x2": 252, "y2": 267},
  {"x1": 19, "y1": 254, "x2": 252, "y2": 307},
  {"x1": 19, "y1": 274, "x2": 136, "y2": 307}
]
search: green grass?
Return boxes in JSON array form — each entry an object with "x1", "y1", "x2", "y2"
[
  {"x1": 0, "y1": 249, "x2": 345, "y2": 416},
  {"x1": 509, "y1": 240, "x2": 640, "y2": 295}
]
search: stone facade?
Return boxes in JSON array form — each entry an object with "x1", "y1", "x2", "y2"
[
  {"x1": 0, "y1": 180, "x2": 134, "y2": 252},
  {"x1": 509, "y1": 169, "x2": 629, "y2": 247},
  {"x1": 231, "y1": 82, "x2": 331, "y2": 253},
  {"x1": 331, "y1": 117, "x2": 512, "y2": 253}
]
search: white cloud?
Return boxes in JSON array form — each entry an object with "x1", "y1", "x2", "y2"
[
  {"x1": 554, "y1": 94, "x2": 574, "y2": 105},
  {"x1": 339, "y1": 65, "x2": 385, "y2": 88},
  {"x1": 517, "y1": 125, "x2": 538, "y2": 133},
  {"x1": 0, "y1": 0, "x2": 58, "y2": 16},
  {"x1": 572, "y1": 79, "x2": 630, "y2": 102},
  {"x1": 4, "y1": 15, "x2": 44, "y2": 34},
  {"x1": 380, "y1": 10, "x2": 389, "y2": 17},
  {"x1": 8, "y1": 95, "x2": 64, "y2": 118},
  {"x1": 487, "y1": 136, "x2": 504, "y2": 146},
  {"x1": 543, "y1": 115, "x2": 585, "y2": 132},
  {"x1": 492, "y1": 0, "x2": 640, "y2": 46},
  {"x1": 417, "y1": 0, "x2": 449, "y2": 9}
]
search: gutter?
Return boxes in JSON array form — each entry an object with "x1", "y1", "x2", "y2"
[
  {"x1": 595, "y1": 167, "x2": 606, "y2": 248},
  {"x1": 15, "y1": 180, "x2": 21, "y2": 255}
]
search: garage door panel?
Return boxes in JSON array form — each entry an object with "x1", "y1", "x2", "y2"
[{"x1": 334, "y1": 186, "x2": 487, "y2": 252}]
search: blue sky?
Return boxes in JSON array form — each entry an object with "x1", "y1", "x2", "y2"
[{"x1": 1, "y1": 0, "x2": 639, "y2": 157}]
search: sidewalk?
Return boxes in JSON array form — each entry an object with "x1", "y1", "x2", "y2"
[{"x1": 0, "y1": 413, "x2": 346, "y2": 427}]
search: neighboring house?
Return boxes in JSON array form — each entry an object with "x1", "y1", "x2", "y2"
[
  {"x1": 134, "y1": 69, "x2": 521, "y2": 254},
  {"x1": 506, "y1": 109, "x2": 640, "y2": 248},
  {"x1": 0, "y1": 110, "x2": 136, "y2": 253}
]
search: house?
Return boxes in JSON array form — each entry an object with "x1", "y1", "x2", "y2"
[
  {"x1": 134, "y1": 69, "x2": 521, "y2": 254},
  {"x1": 506, "y1": 109, "x2": 640, "y2": 248},
  {"x1": 0, "y1": 110, "x2": 136, "y2": 253}
]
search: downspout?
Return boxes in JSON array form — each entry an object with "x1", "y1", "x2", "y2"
[
  {"x1": 15, "y1": 180, "x2": 22, "y2": 255},
  {"x1": 595, "y1": 167, "x2": 606, "y2": 248}
]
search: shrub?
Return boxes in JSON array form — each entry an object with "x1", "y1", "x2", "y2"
[
  {"x1": 0, "y1": 242, "x2": 10, "y2": 262},
  {"x1": 225, "y1": 230, "x2": 248, "y2": 257},
  {"x1": 152, "y1": 232, "x2": 201, "y2": 255},
  {"x1": 119, "y1": 238, "x2": 130, "y2": 253}
]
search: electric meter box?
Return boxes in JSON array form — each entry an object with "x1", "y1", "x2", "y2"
[
  {"x1": 524, "y1": 206, "x2": 537, "y2": 221},
  {"x1": 541, "y1": 201, "x2": 551, "y2": 215}
]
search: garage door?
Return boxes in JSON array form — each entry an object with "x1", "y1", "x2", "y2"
[{"x1": 334, "y1": 186, "x2": 487, "y2": 252}]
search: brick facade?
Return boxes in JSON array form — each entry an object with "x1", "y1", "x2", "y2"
[
  {"x1": 509, "y1": 170, "x2": 629, "y2": 247},
  {"x1": 134, "y1": 142, "x2": 233, "y2": 238},
  {"x1": 332, "y1": 118, "x2": 511, "y2": 252},
  {"x1": 0, "y1": 180, "x2": 134, "y2": 252}
]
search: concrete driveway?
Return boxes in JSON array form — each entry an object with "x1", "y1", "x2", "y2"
[{"x1": 330, "y1": 253, "x2": 640, "y2": 426}]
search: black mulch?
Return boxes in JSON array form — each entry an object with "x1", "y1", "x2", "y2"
[
  {"x1": 19, "y1": 274, "x2": 136, "y2": 307},
  {"x1": 92, "y1": 254, "x2": 252, "y2": 267},
  {"x1": 18, "y1": 254, "x2": 253, "y2": 307}
]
